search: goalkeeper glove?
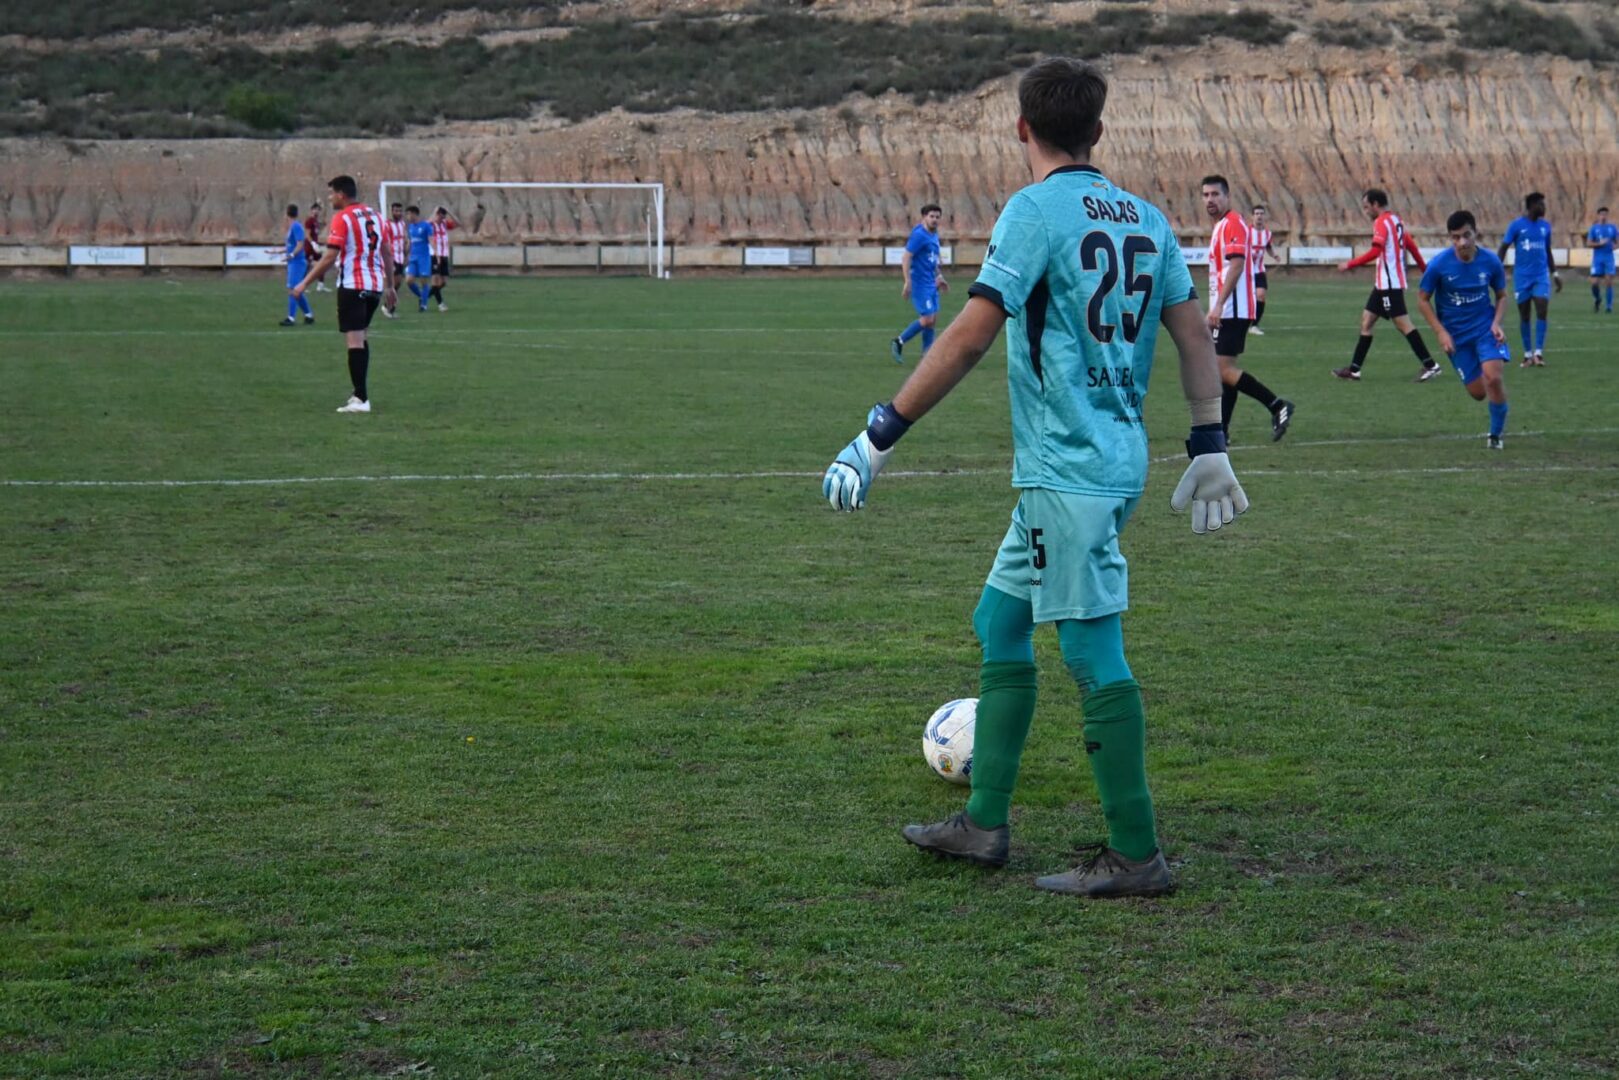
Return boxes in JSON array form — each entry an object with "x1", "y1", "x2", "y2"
[
  {"x1": 1170, "y1": 423, "x2": 1249, "y2": 534},
  {"x1": 823, "y1": 402, "x2": 912, "y2": 511}
]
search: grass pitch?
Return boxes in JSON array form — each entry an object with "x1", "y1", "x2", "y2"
[{"x1": 2, "y1": 274, "x2": 1617, "y2": 1077}]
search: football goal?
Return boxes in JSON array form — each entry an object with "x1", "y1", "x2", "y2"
[{"x1": 375, "y1": 180, "x2": 667, "y2": 277}]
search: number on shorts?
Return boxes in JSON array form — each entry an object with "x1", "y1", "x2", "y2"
[{"x1": 1031, "y1": 528, "x2": 1047, "y2": 570}]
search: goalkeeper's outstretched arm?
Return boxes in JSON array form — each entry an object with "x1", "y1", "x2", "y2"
[
  {"x1": 890, "y1": 296, "x2": 1008, "y2": 423},
  {"x1": 821, "y1": 296, "x2": 1007, "y2": 511}
]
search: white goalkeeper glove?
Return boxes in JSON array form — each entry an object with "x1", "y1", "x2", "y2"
[
  {"x1": 1170, "y1": 424, "x2": 1249, "y2": 534},
  {"x1": 823, "y1": 402, "x2": 912, "y2": 511}
]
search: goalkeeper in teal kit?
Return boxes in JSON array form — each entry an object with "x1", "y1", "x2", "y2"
[{"x1": 823, "y1": 58, "x2": 1249, "y2": 898}]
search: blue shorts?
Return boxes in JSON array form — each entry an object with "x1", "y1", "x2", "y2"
[
  {"x1": 286, "y1": 262, "x2": 308, "y2": 289},
  {"x1": 409, "y1": 257, "x2": 433, "y2": 279},
  {"x1": 1514, "y1": 276, "x2": 1551, "y2": 302},
  {"x1": 1449, "y1": 334, "x2": 1511, "y2": 385},
  {"x1": 985, "y1": 488, "x2": 1139, "y2": 623},
  {"x1": 910, "y1": 288, "x2": 940, "y2": 317},
  {"x1": 1592, "y1": 253, "x2": 1615, "y2": 277}
]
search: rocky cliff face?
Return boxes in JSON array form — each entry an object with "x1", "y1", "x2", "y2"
[{"x1": 4, "y1": 46, "x2": 1617, "y2": 246}]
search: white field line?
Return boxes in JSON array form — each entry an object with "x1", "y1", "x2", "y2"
[
  {"x1": 5, "y1": 433, "x2": 1614, "y2": 492},
  {"x1": 1, "y1": 322, "x2": 1617, "y2": 345},
  {"x1": 3, "y1": 465, "x2": 1612, "y2": 490}
]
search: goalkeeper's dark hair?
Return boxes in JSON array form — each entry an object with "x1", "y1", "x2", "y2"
[
  {"x1": 286, "y1": 203, "x2": 298, "y2": 218},
  {"x1": 406, "y1": 204, "x2": 420, "y2": 215},
  {"x1": 919, "y1": 203, "x2": 942, "y2": 216},
  {"x1": 1201, "y1": 175, "x2": 1229, "y2": 194},
  {"x1": 1363, "y1": 188, "x2": 1389, "y2": 208},
  {"x1": 1600, "y1": 205, "x2": 1611, "y2": 213},
  {"x1": 1018, "y1": 57, "x2": 1107, "y2": 157},
  {"x1": 1525, "y1": 191, "x2": 1545, "y2": 209},
  {"x1": 1446, "y1": 210, "x2": 1477, "y2": 233},
  {"x1": 328, "y1": 175, "x2": 359, "y2": 199}
]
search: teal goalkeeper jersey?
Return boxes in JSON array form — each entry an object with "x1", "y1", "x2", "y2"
[{"x1": 968, "y1": 165, "x2": 1196, "y2": 497}]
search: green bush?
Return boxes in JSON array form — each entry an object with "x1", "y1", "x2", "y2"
[
  {"x1": 223, "y1": 84, "x2": 295, "y2": 131},
  {"x1": 0, "y1": 9, "x2": 1305, "y2": 138},
  {"x1": 1317, "y1": 20, "x2": 1392, "y2": 48},
  {"x1": 1458, "y1": 1, "x2": 1617, "y2": 62},
  {"x1": 0, "y1": 0, "x2": 566, "y2": 40}
]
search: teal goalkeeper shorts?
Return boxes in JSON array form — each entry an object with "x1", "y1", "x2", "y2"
[{"x1": 985, "y1": 488, "x2": 1139, "y2": 623}]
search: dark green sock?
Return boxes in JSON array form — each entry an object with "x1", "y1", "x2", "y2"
[
  {"x1": 1081, "y1": 679, "x2": 1157, "y2": 861},
  {"x1": 964, "y1": 661, "x2": 1038, "y2": 829}
]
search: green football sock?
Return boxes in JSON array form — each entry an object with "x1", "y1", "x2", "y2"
[
  {"x1": 964, "y1": 660, "x2": 1038, "y2": 830},
  {"x1": 1081, "y1": 679, "x2": 1158, "y2": 861}
]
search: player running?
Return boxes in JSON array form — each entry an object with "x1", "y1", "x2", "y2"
[
  {"x1": 1333, "y1": 189, "x2": 1441, "y2": 382},
  {"x1": 291, "y1": 176, "x2": 396, "y2": 414},
  {"x1": 1248, "y1": 204, "x2": 1277, "y2": 335},
  {"x1": 1202, "y1": 176, "x2": 1294, "y2": 441},
  {"x1": 1498, "y1": 191, "x2": 1561, "y2": 366},
  {"x1": 428, "y1": 206, "x2": 458, "y2": 312},
  {"x1": 277, "y1": 203, "x2": 314, "y2": 327},
  {"x1": 1587, "y1": 206, "x2": 1616, "y2": 313},
  {"x1": 824, "y1": 58, "x2": 1250, "y2": 898},
  {"x1": 383, "y1": 202, "x2": 407, "y2": 318},
  {"x1": 1415, "y1": 211, "x2": 1512, "y2": 450},
  {"x1": 889, "y1": 204, "x2": 948, "y2": 363},
  {"x1": 404, "y1": 206, "x2": 434, "y2": 312}
]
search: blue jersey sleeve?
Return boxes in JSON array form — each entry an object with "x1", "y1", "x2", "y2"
[
  {"x1": 1488, "y1": 254, "x2": 1506, "y2": 291},
  {"x1": 905, "y1": 228, "x2": 926, "y2": 256},
  {"x1": 1418, "y1": 258, "x2": 1442, "y2": 296},
  {"x1": 286, "y1": 222, "x2": 305, "y2": 257},
  {"x1": 968, "y1": 192, "x2": 1048, "y2": 317},
  {"x1": 1503, "y1": 219, "x2": 1522, "y2": 247}
]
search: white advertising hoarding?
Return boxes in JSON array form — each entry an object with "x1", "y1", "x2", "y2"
[
  {"x1": 226, "y1": 246, "x2": 287, "y2": 267},
  {"x1": 883, "y1": 246, "x2": 954, "y2": 266},
  {"x1": 743, "y1": 247, "x2": 813, "y2": 267},
  {"x1": 69, "y1": 246, "x2": 145, "y2": 267},
  {"x1": 1290, "y1": 246, "x2": 1354, "y2": 266}
]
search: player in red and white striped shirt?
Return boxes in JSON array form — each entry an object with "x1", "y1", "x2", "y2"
[
  {"x1": 1247, "y1": 204, "x2": 1278, "y2": 335},
  {"x1": 1202, "y1": 175, "x2": 1294, "y2": 442},
  {"x1": 1334, "y1": 188, "x2": 1441, "y2": 382},
  {"x1": 428, "y1": 206, "x2": 458, "y2": 312},
  {"x1": 382, "y1": 202, "x2": 407, "y2": 318},
  {"x1": 291, "y1": 175, "x2": 396, "y2": 414}
]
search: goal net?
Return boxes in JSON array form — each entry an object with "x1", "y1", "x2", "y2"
[{"x1": 375, "y1": 180, "x2": 667, "y2": 277}]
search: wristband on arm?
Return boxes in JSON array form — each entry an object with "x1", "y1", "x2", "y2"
[
  {"x1": 1186, "y1": 423, "x2": 1227, "y2": 459},
  {"x1": 866, "y1": 401, "x2": 914, "y2": 451}
]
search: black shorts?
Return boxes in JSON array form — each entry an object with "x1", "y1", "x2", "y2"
[
  {"x1": 431, "y1": 256, "x2": 451, "y2": 278},
  {"x1": 1214, "y1": 317, "x2": 1251, "y2": 357},
  {"x1": 1254, "y1": 271, "x2": 1269, "y2": 290},
  {"x1": 337, "y1": 288, "x2": 381, "y2": 333},
  {"x1": 1365, "y1": 288, "x2": 1408, "y2": 320}
]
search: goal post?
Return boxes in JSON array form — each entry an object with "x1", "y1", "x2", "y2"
[{"x1": 375, "y1": 180, "x2": 667, "y2": 277}]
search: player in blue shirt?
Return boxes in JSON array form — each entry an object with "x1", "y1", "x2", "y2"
[
  {"x1": 1417, "y1": 210, "x2": 1512, "y2": 450},
  {"x1": 279, "y1": 204, "x2": 314, "y2": 327},
  {"x1": 1587, "y1": 206, "x2": 1616, "y2": 313},
  {"x1": 889, "y1": 204, "x2": 947, "y2": 363},
  {"x1": 404, "y1": 205, "x2": 435, "y2": 313},
  {"x1": 1497, "y1": 191, "x2": 1561, "y2": 367},
  {"x1": 824, "y1": 58, "x2": 1248, "y2": 898}
]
